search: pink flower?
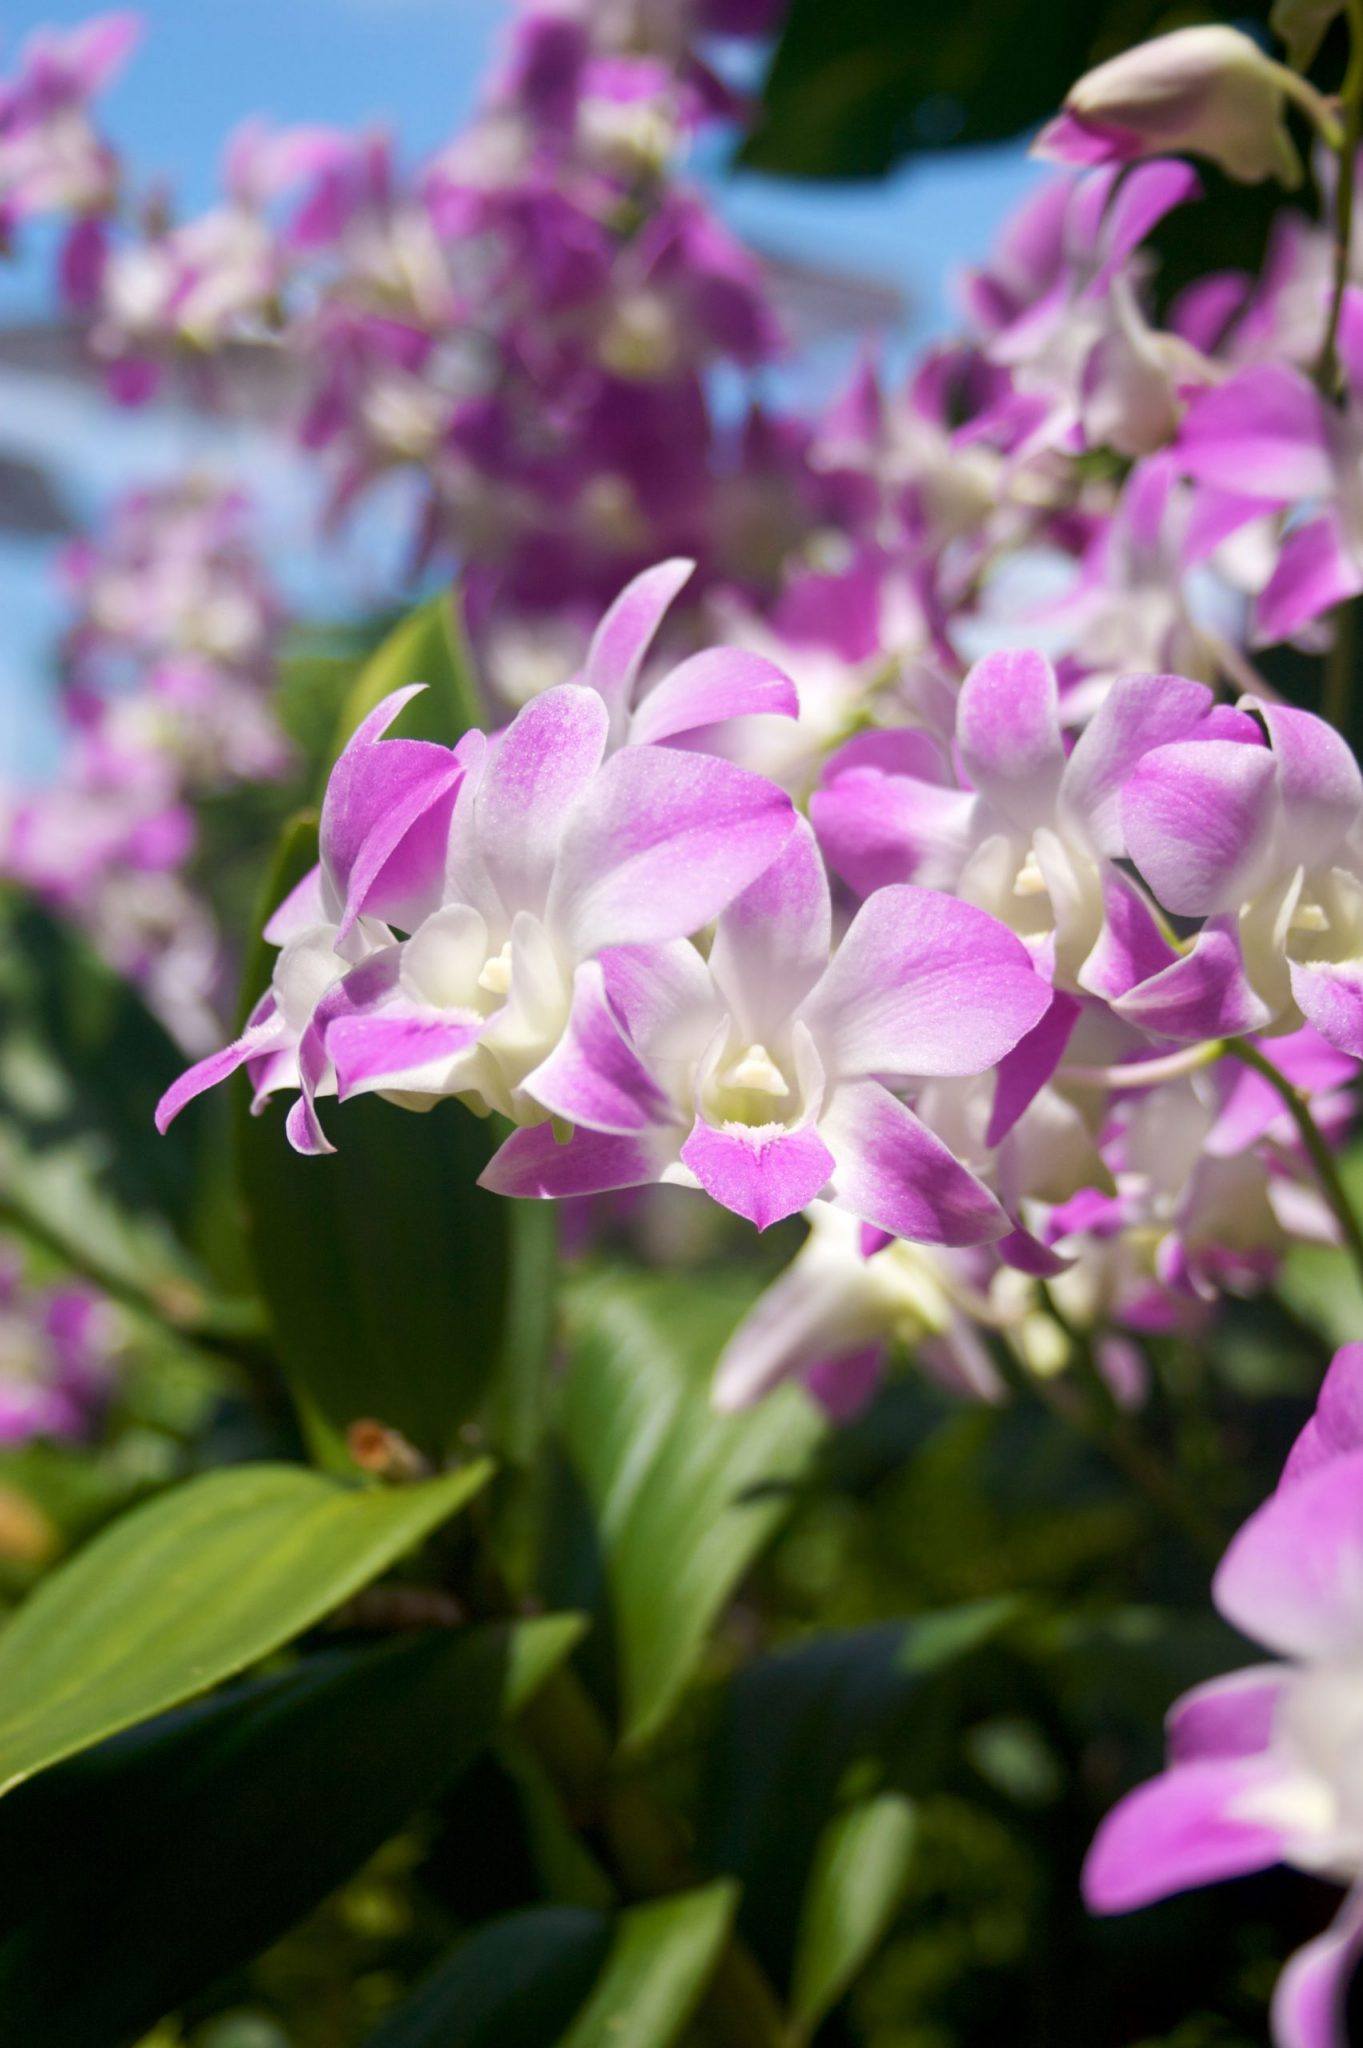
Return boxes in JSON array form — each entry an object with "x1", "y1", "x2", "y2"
[
  {"x1": 1085, "y1": 1340, "x2": 1363, "y2": 2048},
  {"x1": 483, "y1": 815, "x2": 1050, "y2": 1240}
]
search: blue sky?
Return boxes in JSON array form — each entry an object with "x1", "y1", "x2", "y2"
[{"x1": 1, "y1": 0, "x2": 1040, "y2": 773}]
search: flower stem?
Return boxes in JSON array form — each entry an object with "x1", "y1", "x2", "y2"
[
  {"x1": 1314, "y1": 0, "x2": 1363, "y2": 394},
  {"x1": 1227, "y1": 1035, "x2": 1363, "y2": 1294}
]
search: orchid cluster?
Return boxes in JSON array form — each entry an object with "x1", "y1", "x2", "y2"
[
  {"x1": 156, "y1": 563, "x2": 1361, "y2": 1431},
  {"x1": 0, "y1": 1238, "x2": 120, "y2": 1445},
  {"x1": 1, "y1": 479, "x2": 286, "y2": 1049},
  {"x1": 56, "y1": 0, "x2": 805, "y2": 661},
  {"x1": 0, "y1": 11, "x2": 137, "y2": 283}
]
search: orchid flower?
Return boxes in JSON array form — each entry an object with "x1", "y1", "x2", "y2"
[
  {"x1": 1085, "y1": 1340, "x2": 1363, "y2": 2048},
  {"x1": 484, "y1": 815, "x2": 1049, "y2": 1240},
  {"x1": 1118, "y1": 697, "x2": 1363, "y2": 1055},
  {"x1": 812, "y1": 649, "x2": 1224, "y2": 1003},
  {"x1": 1178, "y1": 290, "x2": 1363, "y2": 644},
  {"x1": 710, "y1": 1205, "x2": 1010, "y2": 1416},
  {"x1": 157, "y1": 672, "x2": 797, "y2": 1149}
]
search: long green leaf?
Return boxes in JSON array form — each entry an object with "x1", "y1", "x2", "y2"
[
  {"x1": 366, "y1": 1884, "x2": 736, "y2": 2048},
  {"x1": 235, "y1": 818, "x2": 556, "y2": 1468},
  {"x1": 0, "y1": 1457, "x2": 491, "y2": 1795},
  {"x1": 0, "y1": 891, "x2": 236, "y2": 1324},
  {"x1": 549, "y1": 1268, "x2": 824, "y2": 1748},
  {"x1": 0, "y1": 1616, "x2": 580, "y2": 2048},
  {"x1": 559, "y1": 1882, "x2": 737, "y2": 2048},
  {"x1": 698, "y1": 1605, "x2": 1016, "y2": 1992},
  {"x1": 789, "y1": 1792, "x2": 917, "y2": 2033}
]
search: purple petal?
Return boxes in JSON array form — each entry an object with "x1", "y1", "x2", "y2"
[
  {"x1": 822, "y1": 1080, "x2": 1008, "y2": 1246},
  {"x1": 680, "y1": 1118, "x2": 835, "y2": 1231},
  {"x1": 263, "y1": 863, "x2": 326, "y2": 945},
  {"x1": 1178, "y1": 367, "x2": 1334, "y2": 501},
  {"x1": 1082, "y1": 1759, "x2": 1289, "y2": 1914},
  {"x1": 1257, "y1": 516, "x2": 1363, "y2": 646},
  {"x1": 328, "y1": 1010, "x2": 483, "y2": 1099},
  {"x1": 321, "y1": 687, "x2": 466, "y2": 939},
  {"x1": 1214, "y1": 1449, "x2": 1363, "y2": 1659},
  {"x1": 521, "y1": 961, "x2": 672, "y2": 1133},
  {"x1": 476, "y1": 684, "x2": 609, "y2": 919},
  {"x1": 1166, "y1": 1666, "x2": 1288, "y2": 1763},
  {"x1": 1115, "y1": 917, "x2": 1273, "y2": 1041},
  {"x1": 549, "y1": 747, "x2": 795, "y2": 956},
  {"x1": 1121, "y1": 739, "x2": 1278, "y2": 916},
  {"x1": 155, "y1": 1013, "x2": 285, "y2": 1132},
  {"x1": 709, "y1": 816, "x2": 831, "y2": 1045},
  {"x1": 956, "y1": 648, "x2": 1063, "y2": 833},
  {"x1": 583, "y1": 558, "x2": 694, "y2": 726},
  {"x1": 1282, "y1": 1344, "x2": 1363, "y2": 1488},
  {"x1": 811, "y1": 769, "x2": 974, "y2": 898},
  {"x1": 801, "y1": 886, "x2": 1050, "y2": 1081},
  {"x1": 1272, "y1": 1883, "x2": 1363, "y2": 2048},
  {"x1": 479, "y1": 1121, "x2": 678, "y2": 1198},
  {"x1": 1290, "y1": 956, "x2": 1363, "y2": 1060},
  {"x1": 601, "y1": 939, "x2": 720, "y2": 1063},
  {"x1": 1259, "y1": 703, "x2": 1363, "y2": 869},
  {"x1": 1060, "y1": 672, "x2": 1216, "y2": 855},
  {"x1": 628, "y1": 647, "x2": 798, "y2": 745},
  {"x1": 1096, "y1": 159, "x2": 1202, "y2": 282},
  {"x1": 987, "y1": 991, "x2": 1081, "y2": 1146},
  {"x1": 1079, "y1": 872, "x2": 1178, "y2": 1002}
]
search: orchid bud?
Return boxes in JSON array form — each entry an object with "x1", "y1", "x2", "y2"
[{"x1": 1034, "y1": 25, "x2": 1335, "y2": 187}]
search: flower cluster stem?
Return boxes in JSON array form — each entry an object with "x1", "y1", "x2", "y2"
[
  {"x1": 1314, "y1": 0, "x2": 1363, "y2": 395},
  {"x1": 1228, "y1": 1035, "x2": 1363, "y2": 1295}
]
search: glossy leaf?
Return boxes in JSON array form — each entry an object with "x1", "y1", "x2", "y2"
[
  {"x1": 549, "y1": 1268, "x2": 824, "y2": 1749},
  {"x1": 559, "y1": 1882, "x2": 737, "y2": 2048},
  {"x1": 235, "y1": 817, "x2": 556, "y2": 1470},
  {"x1": 367, "y1": 1884, "x2": 736, "y2": 2048},
  {"x1": 0, "y1": 890, "x2": 238, "y2": 1326},
  {"x1": 698, "y1": 1605, "x2": 1015, "y2": 1991},
  {"x1": 369, "y1": 1908, "x2": 607, "y2": 2048},
  {"x1": 789, "y1": 1792, "x2": 917, "y2": 2033},
  {"x1": 0, "y1": 1616, "x2": 581, "y2": 2048},
  {"x1": 334, "y1": 587, "x2": 483, "y2": 757},
  {"x1": 0, "y1": 1457, "x2": 491, "y2": 1795}
]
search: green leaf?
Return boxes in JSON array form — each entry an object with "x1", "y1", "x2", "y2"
[
  {"x1": 789, "y1": 1792, "x2": 917, "y2": 2033},
  {"x1": 366, "y1": 1908, "x2": 609, "y2": 2048},
  {"x1": 235, "y1": 816, "x2": 557, "y2": 1469},
  {"x1": 559, "y1": 1883, "x2": 737, "y2": 2048},
  {"x1": 0, "y1": 891, "x2": 237, "y2": 1326},
  {"x1": 0, "y1": 1616, "x2": 581, "y2": 2048},
  {"x1": 697, "y1": 1604, "x2": 1015, "y2": 1992},
  {"x1": 549, "y1": 1268, "x2": 825, "y2": 1749},
  {"x1": 367, "y1": 1884, "x2": 736, "y2": 2048},
  {"x1": 0, "y1": 1457, "x2": 491, "y2": 1796},
  {"x1": 334, "y1": 588, "x2": 483, "y2": 758}
]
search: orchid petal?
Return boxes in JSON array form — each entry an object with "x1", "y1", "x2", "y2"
[
  {"x1": 822, "y1": 1080, "x2": 1009, "y2": 1246},
  {"x1": 957, "y1": 648, "x2": 1063, "y2": 834},
  {"x1": 549, "y1": 747, "x2": 795, "y2": 956},
  {"x1": 628, "y1": 647, "x2": 797, "y2": 745},
  {"x1": 801, "y1": 887, "x2": 1049, "y2": 1081},
  {"x1": 1082, "y1": 1758, "x2": 1290, "y2": 1914},
  {"x1": 1214, "y1": 1448, "x2": 1363, "y2": 1658},
  {"x1": 1122, "y1": 738, "x2": 1278, "y2": 915},
  {"x1": 680, "y1": 1118, "x2": 835, "y2": 1231}
]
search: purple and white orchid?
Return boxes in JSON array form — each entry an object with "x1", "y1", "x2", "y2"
[
  {"x1": 484, "y1": 815, "x2": 1050, "y2": 1241},
  {"x1": 1085, "y1": 1339, "x2": 1363, "y2": 2048}
]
